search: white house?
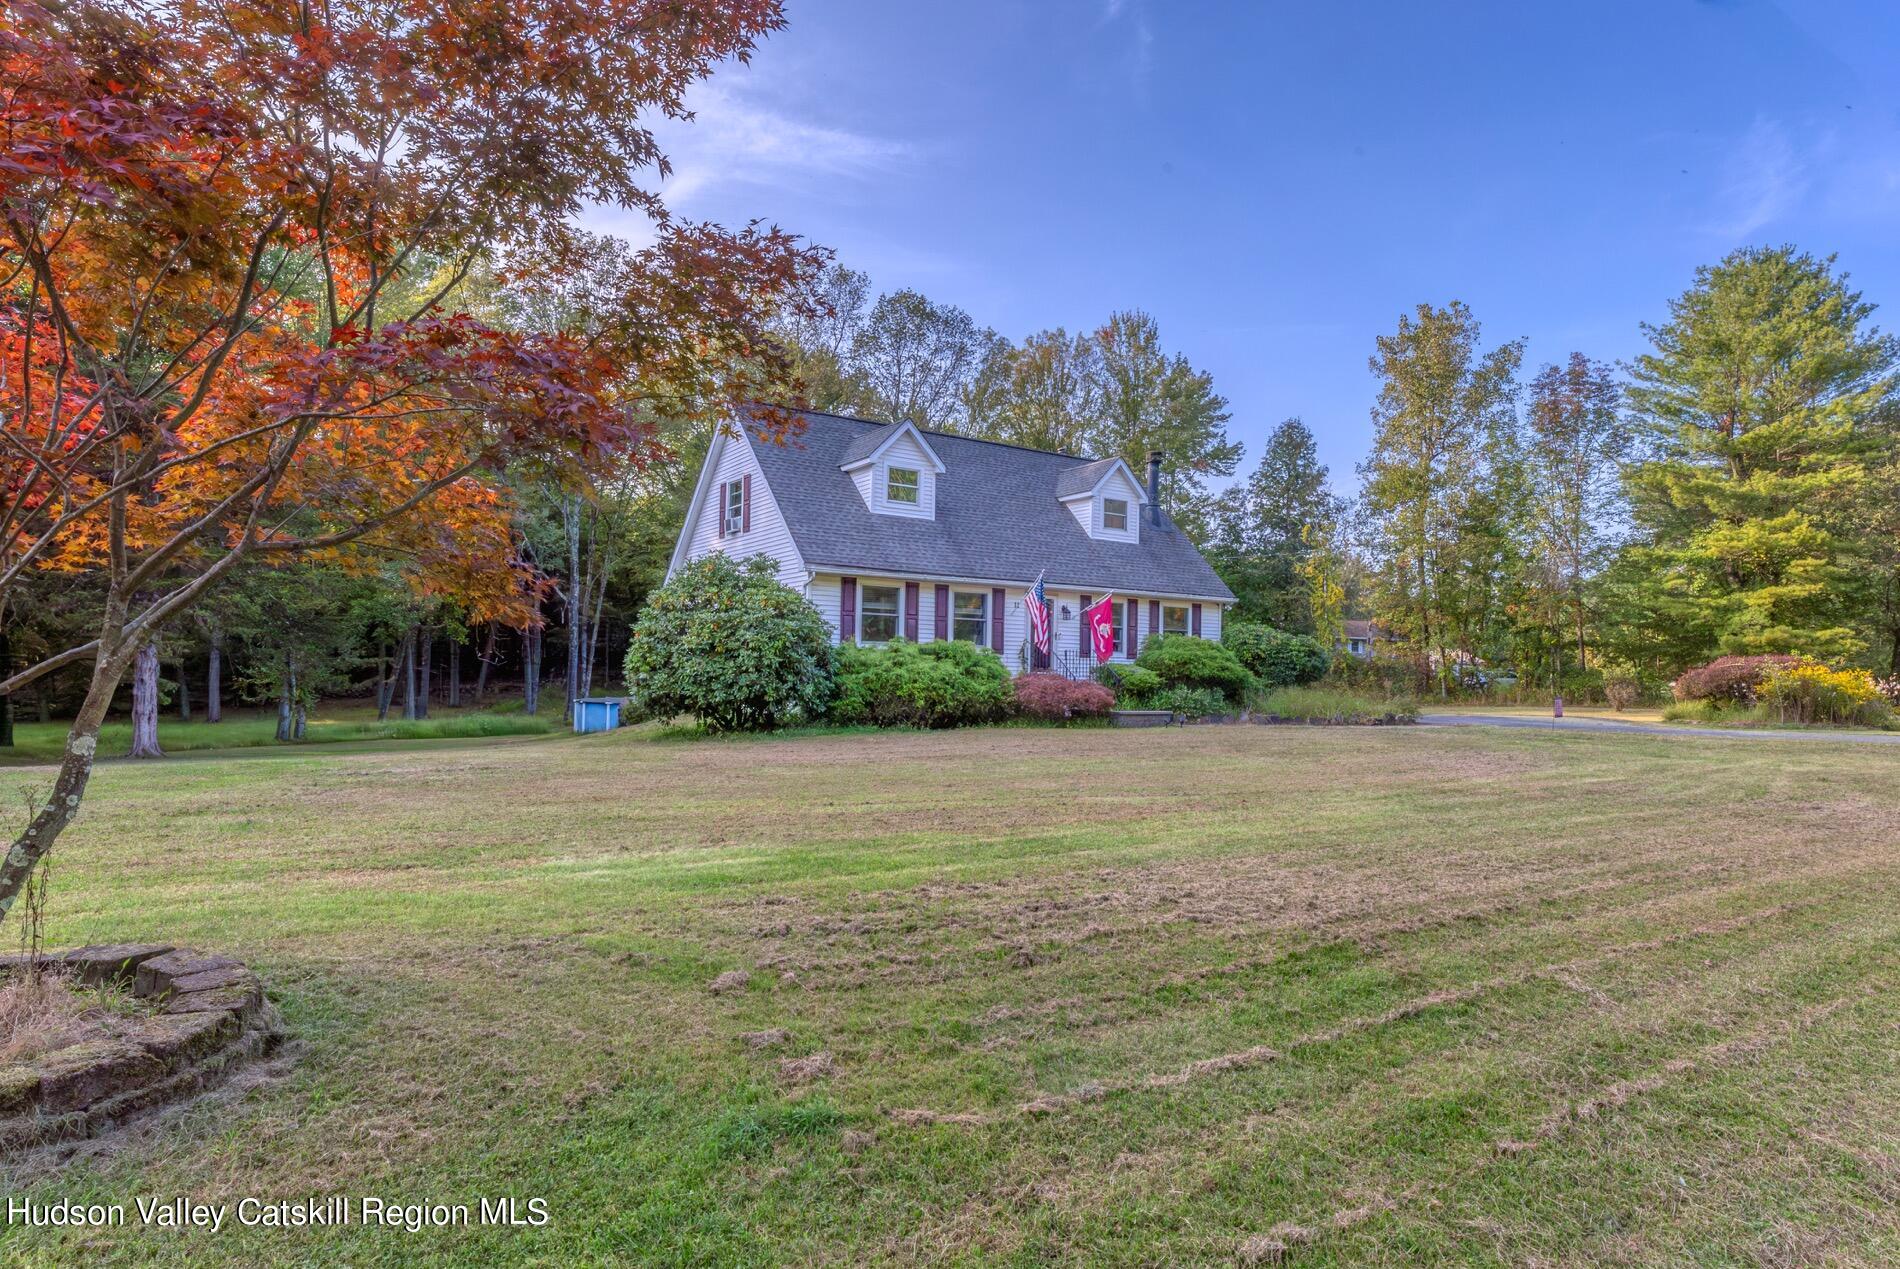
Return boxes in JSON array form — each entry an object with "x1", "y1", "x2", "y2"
[{"x1": 667, "y1": 408, "x2": 1235, "y2": 674}]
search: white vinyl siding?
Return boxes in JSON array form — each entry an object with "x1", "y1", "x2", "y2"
[{"x1": 677, "y1": 429, "x2": 804, "y2": 585}]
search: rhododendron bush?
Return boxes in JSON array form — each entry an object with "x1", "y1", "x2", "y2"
[{"x1": 0, "y1": 0, "x2": 822, "y2": 919}]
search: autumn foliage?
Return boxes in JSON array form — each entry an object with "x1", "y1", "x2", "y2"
[{"x1": 0, "y1": 0, "x2": 822, "y2": 916}]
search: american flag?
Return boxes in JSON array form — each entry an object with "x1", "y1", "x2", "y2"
[{"x1": 1024, "y1": 575, "x2": 1050, "y2": 656}]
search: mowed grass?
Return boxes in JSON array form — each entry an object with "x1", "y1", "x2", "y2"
[{"x1": 2, "y1": 723, "x2": 1898, "y2": 1264}]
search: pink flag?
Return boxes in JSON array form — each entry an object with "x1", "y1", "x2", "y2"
[{"x1": 1084, "y1": 593, "x2": 1117, "y2": 663}]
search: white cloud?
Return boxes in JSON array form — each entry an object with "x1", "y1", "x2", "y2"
[
  {"x1": 648, "y1": 80, "x2": 914, "y2": 214},
  {"x1": 1705, "y1": 116, "x2": 1809, "y2": 238}
]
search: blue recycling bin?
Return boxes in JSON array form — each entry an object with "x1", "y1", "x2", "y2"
[{"x1": 573, "y1": 698, "x2": 623, "y2": 734}]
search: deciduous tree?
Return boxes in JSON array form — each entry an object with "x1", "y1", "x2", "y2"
[{"x1": 0, "y1": 0, "x2": 820, "y2": 923}]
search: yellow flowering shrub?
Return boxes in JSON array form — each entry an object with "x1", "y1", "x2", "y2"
[{"x1": 1757, "y1": 661, "x2": 1882, "y2": 725}]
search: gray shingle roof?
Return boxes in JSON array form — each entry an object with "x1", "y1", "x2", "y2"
[
  {"x1": 745, "y1": 409, "x2": 1235, "y2": 601},
  {"x1": 1052, "y1": 456, "x2": 1129, "y2": 501}
]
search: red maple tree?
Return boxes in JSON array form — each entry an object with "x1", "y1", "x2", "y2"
[{"x1": 0, "y1": 0, "x2": 822, "y2": 919}]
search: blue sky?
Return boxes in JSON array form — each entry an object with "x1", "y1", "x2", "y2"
[{"x1": 585, "y1": 0, "x2": 1900, "y2": 494}]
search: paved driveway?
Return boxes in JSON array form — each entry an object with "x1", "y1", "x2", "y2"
[{"x1": 1419, "y1": 713, "x2": 1900, "y2": 745}]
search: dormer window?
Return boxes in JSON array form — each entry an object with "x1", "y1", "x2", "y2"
[
  {"x1": 1103, "y1": 498, "x2": 1129, "y2": 532},
  {"x1": 840, "y1": 420, "x2": 944, "y2": 519},
  {"x1": 886, "y1": 466, "x2": 920, "y2": 505}
]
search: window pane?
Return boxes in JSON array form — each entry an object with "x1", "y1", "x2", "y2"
[
  {"x1": 724, "y1": 481, "x2": 743, "y2": 532},
  {"x1": 886, "y1": 467, "x2": 920, "y2": 504},
  {"x1": 1103, "y1": 498, "x2": 1128, "y2": 531},
  {"x1": 1163, "y1": 605, "x2": 1189, "y2": 635},
  {"x1": 860, "y1": 585, "x2": 900, "y2": 643},
  {"x1": 952, "y1": 591, "x2": 986, "y2": 642}
]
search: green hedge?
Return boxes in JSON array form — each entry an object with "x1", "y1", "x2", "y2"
[
  {"x1": 1135, "y1": 634, "x2": 1254, "y2": 702},
  {"x1": 1221, "y1": 623, "x2": 1330, "y2": 687},
  {"x1": 829, "y1": 639, "x2": 1014, "y2": 728}
]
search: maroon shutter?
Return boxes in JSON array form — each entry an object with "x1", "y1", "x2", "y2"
[
  {"x1": 840, "y1": 577, "x2": 856, "y2": 644},
  {"x1": 741, "y1": 473, "x2": 752, "y2": 533},
  {"x1": 990, "y1": 587, "x2": 1005, "y2": 653},
  {"x1": 714, "y1": 480, "x2": 725, "y2": 539},
  {"x1": 1191, "y1": 602, "x2": 1202, "y2": 637},
  {"x1": 1124, "y1": 599, "x2": 1136, "y2": 657},
  {"x1": 934, "y1": 585, "x2": 949, "y2": 641},
  {"x1": 904, "y1": 582, "x2": 919, "y2": 641},
  {"x1": 1149, "y1": 599, "x2": 1160, "y2": 643},
  {"x1": 1079, "y1": 595, "x2": 1091, "y2": 656}
]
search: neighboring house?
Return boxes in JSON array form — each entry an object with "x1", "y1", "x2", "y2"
[
  {"x1": 667, "y1": 408, "x2": 1235, "y2": 673},
  {"x1": 1341, "y1": 619, "x2": 1385, "y2": 659}
]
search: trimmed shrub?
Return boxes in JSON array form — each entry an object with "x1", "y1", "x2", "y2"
[
  {"x1": 1222, "y1": 623, "x2": 1330, "y2": 687},
  {"x1": 1135, "y1": 634, "x2": 1254, "y2": 702},
  {"x1": 1092, "y1": 662, "x2": 1163, "y2": 704},
  {"x1": 1013, "y1": 673, "x2": 1114, "y2": 721},
  {"x1": 1146, "y1": 685, "x2": 1231, "y2": 719},
  {"x1": 624, "y1": 554, "x2": 834, "y2": 732},
  {"x1": 1672, "y1": 654, "x2": 1800, "y2": 704},
  {"x1": 829, "y1": 639, "x2": 1014, "y2": 728}
]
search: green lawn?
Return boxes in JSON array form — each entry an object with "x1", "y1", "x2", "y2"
[
  {"x1": 2, "y1": 723, "x2": 1898, "y2": 1264},
  {"x1": 0, "y1": 701, "x2": 553, "y2": 763}
]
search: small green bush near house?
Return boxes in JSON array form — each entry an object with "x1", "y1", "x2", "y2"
[
  {"x1": 829, "y1": 638, "x2": 1014, "y2": 728},
  {"x1": 1092, "y1": 663, "x2": 1163, "y2": 704},
  {"x1": 1221, "y1": 622, "x2": 1330, "y2": 687},
  {"x1": 1135, "y1": 634, "x2": 1254, "y2": 702},
  {"x1": 623, "y1": 554, "x2": 835, "y2": 732}
]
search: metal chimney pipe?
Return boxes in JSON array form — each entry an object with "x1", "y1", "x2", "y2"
[{"x1": 1146, "y1": 451, "x2": 1163, "y2": 526}]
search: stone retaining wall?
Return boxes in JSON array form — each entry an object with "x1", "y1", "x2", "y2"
[{"x1": 0, "y1": 945, "x2": 285, "y2": 1154}]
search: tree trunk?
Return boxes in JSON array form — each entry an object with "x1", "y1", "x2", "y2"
[
  {"x1": 523, "y1": 626, "x2": 541, "y2": 716},
  {"x1": 0, "y1": 629, "x2": 12, "y2": 749},
  {"x1": 402, "y1": 626, "x2": 419, "y2": 721},
  {"x1": 292, "y1": 691, "x2": 307, "y2": 741},
  {"x1": 417, "y1": 626, "x2": 432, "y2": 720},
  {"x1": 276, "y1": 663, "x2": 294, "y2": 742},
  {"x1": 447, "y1": 637, "x2": 461, "y2": 709},
  {"x1": 177, "y1": 657, "x2": 192, "y2": 722},
  {"x1": 563, "y1": 496, "x2": 582, "y2": 723},
  {"x1": 128, "y1": 640, "x2": 164, "y2": 758},
  {"x1": 475, "y1": 622, "x2": 496, "y2": 699},
  {"x1": 36, "y1": 681, "x2": 50, "y2": 723},
  {"x1": 206, "y1": 639, "x2": 222, "y2": 723},
  {"x1": 0, "y1": 641, "x2": 133, "y2": 925},
  {"x1": 375, "y1": 641, "x2": 391, "y2": 721}
]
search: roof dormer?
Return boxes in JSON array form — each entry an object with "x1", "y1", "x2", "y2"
[
  {"x1": 1055, "y1": 457, "x2": 1146, "y2": 542},
  {"x1": 839, "y1": 420, "x2": 945, "y2": 519}
]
